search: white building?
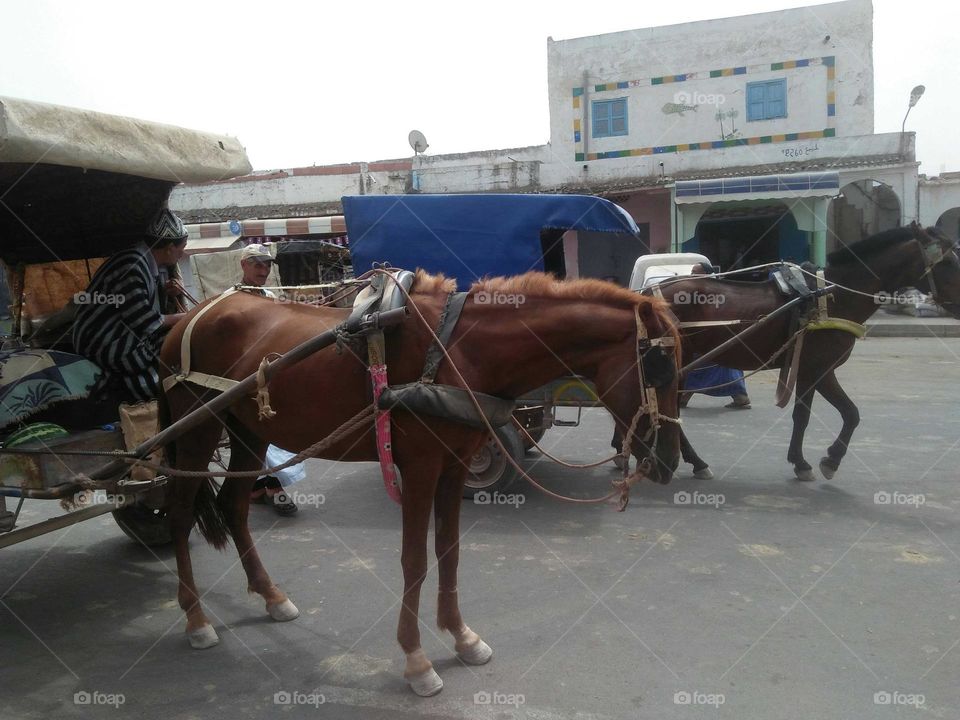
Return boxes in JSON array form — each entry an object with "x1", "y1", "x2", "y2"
[{"x1": 172, "y1": 0, "x2": 932, "y2": 277}]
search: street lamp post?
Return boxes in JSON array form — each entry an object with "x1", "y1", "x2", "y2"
[{"x1": 901, "y1": 84, "x2": 925, "y2": 134}]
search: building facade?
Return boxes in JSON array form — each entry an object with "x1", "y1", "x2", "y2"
[{"x1": 172, "y1": 0, "x2": 931, "y2": 276}]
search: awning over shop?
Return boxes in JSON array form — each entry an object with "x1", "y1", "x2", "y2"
[
  {"x1": 184, "y1": 216, "x2": 348, "y2": 253},
  {"x1": 675, "y1": 171, "x2": 840, "y2": 204}
]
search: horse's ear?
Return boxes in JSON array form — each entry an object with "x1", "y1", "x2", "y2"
[{"x1": 912, "y1": 222, "x2": 933, "y2": 245}]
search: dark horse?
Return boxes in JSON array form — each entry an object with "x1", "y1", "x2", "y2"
[
  {"x1": 621, "y1": 224, "x2": 960, "y2": 482},
  {"x1": 158, "y1": 271, "x2": 680, "y2": 696}
]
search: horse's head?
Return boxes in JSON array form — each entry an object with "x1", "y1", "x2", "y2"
[
  {"x1": 599, "y1": 296, "x2": 681, "y2": 485},
  {"x1": 912, "y1": 224, "x2": 960, "y2": 318}
]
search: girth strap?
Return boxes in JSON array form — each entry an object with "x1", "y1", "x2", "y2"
[{"x1": 162, "y1": 289, "x2": 240, "y2": 394}]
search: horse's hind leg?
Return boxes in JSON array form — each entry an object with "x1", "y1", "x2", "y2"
[
  {"x1": 787, "y1": 377, "x2": 816, "y2": 481},
  {"x1": 219, "y1": 424, "x2": 299, "y2": 622},
  {"x1": 814, "y1": 370, "x2": 859, "y2": 480},
  {"x1": 434, "y1": 463, "x2": 492, "y2": 668},
  {"x1": 680, "y1": 427, "x2": 713, "y2": 480},
  {"x1": 167, "y1": 418, "x2": 228, "y2": 649}
]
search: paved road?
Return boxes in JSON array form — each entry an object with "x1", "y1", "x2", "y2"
[{"x1": 2, "y1": 337, "x2": 959, "y2": 719}]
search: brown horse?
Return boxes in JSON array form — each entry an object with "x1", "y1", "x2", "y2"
[
  {"x1": 647, "y1": 224, "x2": 960, "y2": 481},
  {"x1": 157, "y1": 270, "x2": 680, "y2": 696}
]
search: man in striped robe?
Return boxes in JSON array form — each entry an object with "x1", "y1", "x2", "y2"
[{"x1": 73, "y1": 209, "x2": 188, "y2": 403}]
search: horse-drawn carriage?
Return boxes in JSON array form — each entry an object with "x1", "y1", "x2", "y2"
[{"x1": 0, "y1": 96, "x2": 252, "y2": 548}]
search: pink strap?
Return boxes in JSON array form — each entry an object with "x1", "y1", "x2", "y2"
[{"x1": 369, "y1": 363, "x2": 401, "y2": 504}]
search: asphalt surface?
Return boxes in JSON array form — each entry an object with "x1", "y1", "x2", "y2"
[{"x1": 2, "y1": 337, "x2": 959, "y2": 719}]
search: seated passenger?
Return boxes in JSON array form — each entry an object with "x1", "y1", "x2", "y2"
[{"x1": 72, "y1": 209, "x2": 188, "y2": 404}]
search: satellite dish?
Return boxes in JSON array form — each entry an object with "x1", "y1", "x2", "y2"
[{"x1": 408, "y1": 130, "x2": 429, "y2": 154}]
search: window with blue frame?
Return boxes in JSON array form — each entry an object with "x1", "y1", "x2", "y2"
[
  {"x1": 592, "y1": 98, "x2": 628, "y2": 138},
  {"x1": 746, "y1": 79, "x2": 787, "y2": 121}
]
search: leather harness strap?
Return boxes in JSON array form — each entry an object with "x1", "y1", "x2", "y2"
[{"x1": 421, "y1": 292, "x2": 469, "y2": 383}]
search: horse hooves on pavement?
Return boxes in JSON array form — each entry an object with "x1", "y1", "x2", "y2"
[
  {"x1": 794, "y1": 468, "x2": 815, "y2": 482},
  {"x1": 819, "y1": 459, "x2": 837, "y2": 480},
  {"x1": 693, "y1": 467, "x2": 714, "y2": 480},
  {"x1": 267, "y1": 599, "x2": 300, "y2": 622},
  {"x1": 457, "y1": 638, "x2": 493, "y2": 665},
  {"x1": 406, "y1": 668, "x2": 444, "y2": 697},
  {"x1": 188, "y1": 624, "x2": 220, "y2": 650}
]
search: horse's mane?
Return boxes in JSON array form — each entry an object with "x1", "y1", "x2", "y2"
[
  {"x1": 410, "y1": 269, "x2": 458, "y2": 294},
  {"x1": 411, "y1": 268, "x2": 659, "y2": 309},
  {"x1": 469, "y1": 272, "x2": 661, "y2": 310},
  {"x1": 411, "y1": 269, "x2": 678, "y2": 356},
  {"x1": 826, "y1": 226, "x2": 919, "y2": 266}
]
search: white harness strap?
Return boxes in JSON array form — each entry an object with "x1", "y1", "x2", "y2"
[
  {"x1": 676, "y1": 319, "x2": 745, "y2": 328},
  {"x1": 161, "y1": 289, "x2": 241, "y2": 394}
]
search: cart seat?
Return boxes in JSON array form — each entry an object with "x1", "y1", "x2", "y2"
[{"x1": 0, "y1": 348, "x2": 102, "y2": 431}]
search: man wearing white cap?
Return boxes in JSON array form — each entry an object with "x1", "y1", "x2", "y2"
[
  {"x1": 239, "y1": 243, "x2": 277, "y2": 294},
  {"x1": 238, "y1": 243, "x2": 304, "y2": 515}
]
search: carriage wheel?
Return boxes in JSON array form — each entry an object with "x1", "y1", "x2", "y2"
[
  {"x1": 463, "y1": 425, "x2": 523, "y2": 500},
  {"x1": 112, "y1": 504, "x2": 173, "y2": 546}
]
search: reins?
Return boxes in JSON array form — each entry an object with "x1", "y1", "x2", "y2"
[{"x1": 369, "y1": 269, "x2": 681, "y2": 511}]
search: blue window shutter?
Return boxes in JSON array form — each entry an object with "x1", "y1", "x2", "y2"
[
  {"x1": 592, "y1": 99, "x2": 628, "y2": 138},
  {"x1": 593, "y1": 100, "x2": 609, "y2": 137},
  {"x1": 747, "y1": 83, "x2": 766, "y2": 121},
  {"x1": 611, "y1": 99, "x2": 627, "y2": 135},
  {"x1": 766, "y1": 79, "x2": 786, "y2": 118},
  {"x1": 747, "y1": 79, "x2": 786, "y2": 121}
]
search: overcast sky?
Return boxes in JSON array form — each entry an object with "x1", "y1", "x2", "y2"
[{"x1": 1, "y1": 0, "x2": 954, "y2": 174}]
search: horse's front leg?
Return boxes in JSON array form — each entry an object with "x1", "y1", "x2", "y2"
[
  {"x1": 398, "y1": 460, "x2": 442, "y2": 696},
  {"x1": 787, "y1": 377, "x2": 816, "y2": 481},
  {"x1": 679, "y1": 427, "x2": 713, "y2": 479},
  {"x1": 814, "y1": 370, "x2": 860, "y2": 480},
  {"x1": 434, "y1": 464, "x2": 492, "y2": 667}
]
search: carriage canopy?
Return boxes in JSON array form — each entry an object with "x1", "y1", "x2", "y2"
[
  {"x1": 343, "y1": 193, "x2": 641, "y2": 290},
  {"x1": 0, "y1": 96, "x2": 251, "y2": 265}
]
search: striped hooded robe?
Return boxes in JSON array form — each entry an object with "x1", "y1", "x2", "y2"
[{"x1": 72, "y1": 244, "x2": 164, "y2": 403}]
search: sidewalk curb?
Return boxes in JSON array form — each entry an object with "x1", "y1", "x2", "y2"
[{"x1": 864, "y1": 322, "x2": 960, "y2": 338}]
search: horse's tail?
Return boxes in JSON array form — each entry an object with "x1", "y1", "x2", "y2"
[{"x1": 194, "y1": 479, "x2": 231, "y2": 550}]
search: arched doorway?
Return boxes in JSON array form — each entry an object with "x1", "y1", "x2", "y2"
[
  {"x1": 829, "y1": 180, "x2": 901, "y2": 250},
  {"x1": 935, "y1": 207, "x2": 960, "y2": 242},
  {"x1": 682, "y1": 201, "x2": 806, "y2": 271}
]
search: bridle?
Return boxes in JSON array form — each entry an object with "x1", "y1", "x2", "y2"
[
  {"x1": 615, "y1": 305, "x2": 682, "y2": 494},
  {"x1": 915, "y1": 226, "x2": 960, "y2": 306}
]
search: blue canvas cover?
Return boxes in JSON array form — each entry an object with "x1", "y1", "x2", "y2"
[{"x1": 343, "y1": 194, "x2": 640, "y2": 290}]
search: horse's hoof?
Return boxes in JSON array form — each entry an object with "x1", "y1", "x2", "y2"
[
  {"x1": 267, "y1": 599, "x2": 300, "y2": 622},
  {"x1": 188, "y1": 624, "x2": 219, "y2": 649},
  {"x1": 794, "y1": 468, "x2": 815, "y2": 482},
  {"x1": 693, "y1": 467, "x2": 714, "y2": 480},
  {"x1": 406, "y1": 667, "x2": 443, "y2": 697},
  {"x1": 457, "y1": 638, "x2": 493, "y2": 665},
  {"x1": 613, "y1": 455, "x2": 628, "y2": 472},
  {"x1": 819, "y1": 459, "x2": 837, "y2": 480}
]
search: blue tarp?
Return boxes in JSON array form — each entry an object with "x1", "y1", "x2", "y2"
[{"x1": 343, "y1": 194, "x2": 640, "y2": 290}]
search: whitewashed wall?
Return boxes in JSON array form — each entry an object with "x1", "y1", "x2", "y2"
[{"x1": 548, "y1": 0, "x2": 873, "y2": 164}]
